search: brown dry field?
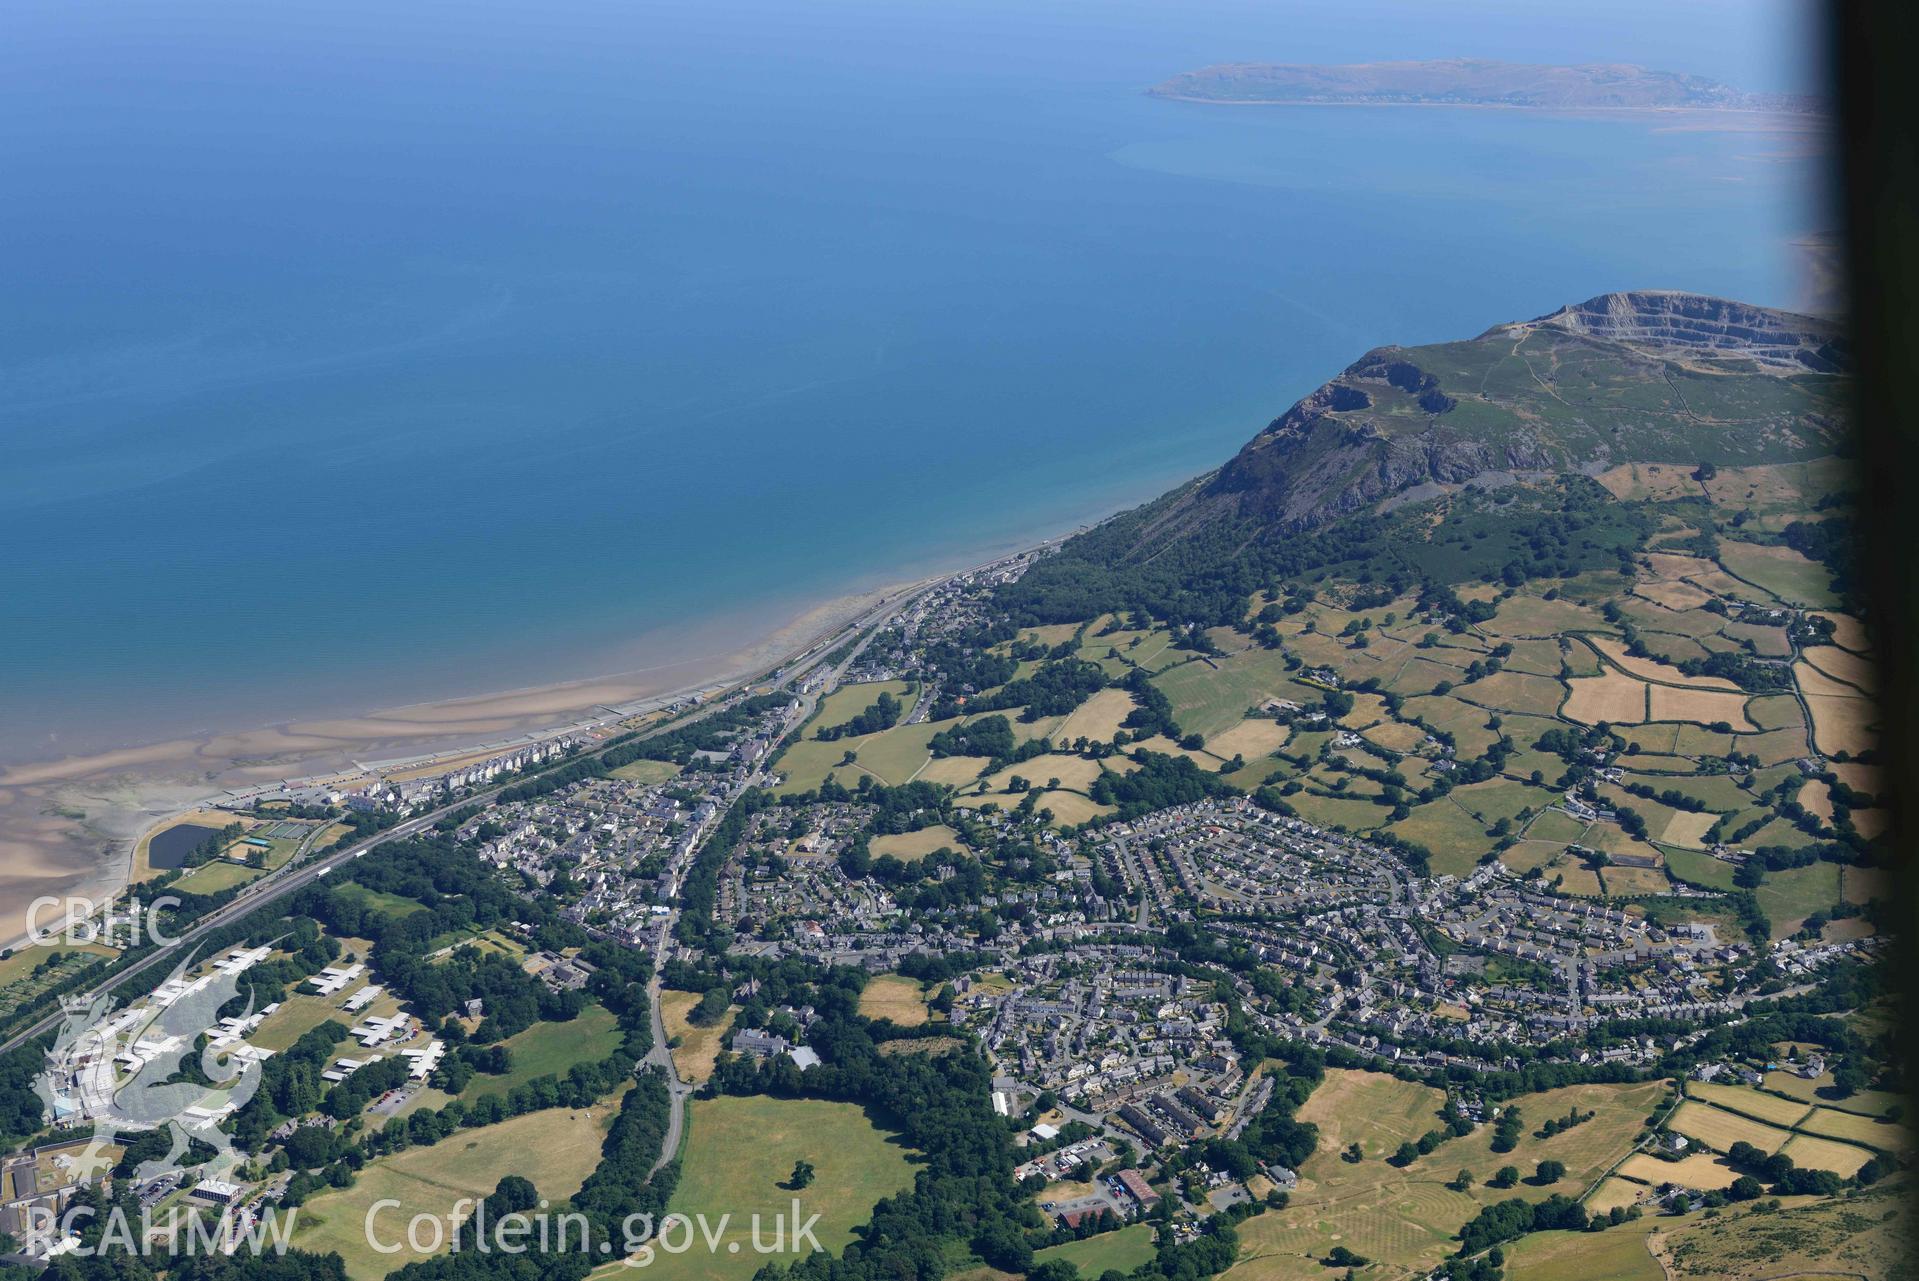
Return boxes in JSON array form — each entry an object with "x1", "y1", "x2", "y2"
[
  {"x1": 1554, "y1": 861, "x2": 1605, "y2": 896},
  {"x1": 1668, "y1": 1101, "x2": 1791, "y2": 1154},
  {"x1": 1599, "y1": 462, "x2": 1701, "y2": 500},
  {"x1": 1010, "y1": 623, "x2": 1085, "y2": 648},
  {"x1": 1602, "y1": 863, "x2": 1674, "y2": 896},
  {"x1": 1793, "y1": 659, "x2": 1858, "y2": 698},
  {"x1": 1642, "y1": 552, "x2": 1720, "y2": 580},
  {"x1": 1832, "y1": 761, "x2": 1884, "y2": 796},
  {"x1": 1778, "y1": 1134, "x2": 1875, "y2": 1177},
  {"x1": 915, "y1": 754, "x2": 992, "y2": 786},
  {"x1": 1206, "y1": 718, "x2": 1293, "y2": 760},
  {"x1": 959, "y1": 787, "x2": 1113, "y2": 827},
  {"x1": 661, "y1": 989, "x2": 739, "y2": 1085},
  {"x1": 1615, "y1": 1152, "x2": 1741, "y2": 1191},
  {"x1": 1814, "y1": 611, "x2": 1871, "y2": 652},
  {"x1": 1686, "y1": 1082, "x2": 1811, "y2": 1128},
  {"x1": 1796, "y1": 779, "x2": 1834, "y2": 822},
  {"x1": 1363, "y1": 721, "x2": 1428, "y2": 752},
  {"x1": 857, "y1": 974, "x2": 931, "y2": 1027},
  {"x1": 984, "y1": 753, "x2": 1110, "y2": 794},
  {"x1": 1483, "y1": 594, "x2": 1617, "y2": 638},
  {"x1": 1585, "y1": 1177, "x2": 1649, "y2": 1215},
  {"x1": 1127, "y1": 734, "x2": 1225, "y2": 766},
  {"x1": 1802, "y1": 645, "x2": 1876, "y2": 692},
  {"x1": 1646, "y1": 685, "x2": 1757, "y2": 731},
  {"x1": 1634, "y1": 579, "x2": 1718, "y2": 611},
  {"x1": 1741, "y1": 725, "x2": 1812, "y2": 766},
  {"x1": 877, "y1": 1035, "x2": 963, "y2": 1057},
  {"x1": 870, "y1": 825, "x2": 965, "y2": 860},
  {"x1": 1563, "y1": 673, "x2": 1648, "y2": 724},
  {"x1": 1803, "y1": 692, "x2": 1877, "y2": 756},
  {"x1": 1700, "y1": 458, "x2": 1853, "y2": 509},
  {"x1": 1590, "y1": 637, "x2": 1738, "y2": 689},
  {"x1": 1682, "y1": 569, "x2": 1757, "y2": 599},
  {"x1": 1339, "y1": 691, "x2": 1392, "y2": 727},
  {"x1": 1797, "y1": 1106, "x2": 1911, "y2": 1153},
  {"x1": 1052, "y1": 688, "x2": 1138, "y2": 744},
  {"x1": 1661, "y1": 810, "x2": 1718, "y2": 847},
  {"x1": 1851, "y1": 808, "x2": 1891, "y2": 840}
]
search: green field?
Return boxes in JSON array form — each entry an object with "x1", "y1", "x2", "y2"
[
  {"x1": 0, "y1": 941, "x2": 117, "y2": 991},
  {"x1": 251, "y1": 993, "x2": 354, "y2": 1053},
  {"x1": 1389, "y1": 800, "x2": 1493, "y2": 876},
  {"x1": 1456, "y1": 670, "x2": 1567, "y2": 717},
  {"x1": 1753, "y1": 861, "x2": 1842, "y2": 938},
  {"x1": 1505, "y1": 1220, "x2": 1664, "y2": 1281},
  {"x1": 1034, "y1": 1224, "x2": 1157, "y2": 1276},
  {"x1": 173, "y1": 860, "x2": 269, "y2": 894},
  {"x1": 610, "y1": 758, "x2": 682, "y2": 785},
  {"x1": 1284, "y1": 790, "x2": 1392, "y2": 836},
  {"x1": 1151, "y1": 648, "x2": 1316, "y2": 740},
  {"x1": 292, "y1": 1096, "x2": 623, "y2": 1279},
  {"x1": 600, "y1": 1094, "x2": 918, "y2": 1279},
  {"x1": 1660, "y1": 847, "x2": 1738, "y2": 891},
  {"x1": 809, "y1": 680, "x2": 919, "y2": 735},
  {"x1": 466, "y1": 1003, "x2": 625, "y2": 1099},
  {"x1": 1717, "y1": 540, "x2": 1839, "y2": 608},
  {"x1": 1522, "y1": 809, "x2": 1590, "y2": 844},
  {"x1": 331, "y1": 881, "x2": 430, "y2": 919},
  {"x1": 775, "y1": 717, "x2": 945, "y2": 794}
]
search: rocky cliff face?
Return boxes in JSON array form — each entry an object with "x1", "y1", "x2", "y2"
[
  {"x1": 1490, "y1": 290, "x2": 1848, "y2": 372},
  {"x1": 1138, "y1": 292, "x2": 1848, "y2": 543}
]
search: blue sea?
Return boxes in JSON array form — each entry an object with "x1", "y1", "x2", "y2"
[{"x1": 0, "y1": 0, "x2": 1822, "y2": 761}]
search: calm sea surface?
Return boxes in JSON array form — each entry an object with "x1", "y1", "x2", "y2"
[{"x1": 0, "y1": 0, "x2": 1821, "y2": 760}]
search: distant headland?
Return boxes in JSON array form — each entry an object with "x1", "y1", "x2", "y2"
[{"x1": 1148, "y1": 58, "x2": 1825, "y2": 115}]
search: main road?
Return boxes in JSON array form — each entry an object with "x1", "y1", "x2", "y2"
[
  {"x1": 1, "y1": 573, "x2": 944, "y2": 1058},
  {"x1": 637, "y1": 594, "x2": 901, "y2": 1176}
]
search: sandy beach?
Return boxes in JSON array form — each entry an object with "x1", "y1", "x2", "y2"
[{"x1": 0, "y1": 579, "x2": 903, "y2": 953}]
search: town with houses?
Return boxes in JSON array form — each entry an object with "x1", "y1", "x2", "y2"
[{"x1": 0, "y1": 549, "x2": 1898, "y2": 1276}]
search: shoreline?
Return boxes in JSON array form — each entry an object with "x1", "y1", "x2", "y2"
[
  {"x1": 0, "y1": 579, "x2": 899, "y2": 952},
  {"x1": 0, "y1": 527, "x2": 1076, "y2": 953}
]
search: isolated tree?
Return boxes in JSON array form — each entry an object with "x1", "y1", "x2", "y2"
[
  {"x1": 789, "y1": 1159, "x2": 815, "y2": 1189},
  {"x1": 687, "y1": 986, "x2": 730, "y2": 1027}
]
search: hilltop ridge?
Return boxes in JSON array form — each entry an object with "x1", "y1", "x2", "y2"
[
  {"x1": 1167, "y1": 291, "x2": 1846, "y2": 537},
  {"x1": 1148, "y1": 58, "x2": 1824, "y2": 115},
  {"x1": 999, "y1": 291, "x2": 1851, "y2": 625}
]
